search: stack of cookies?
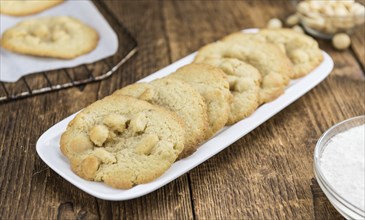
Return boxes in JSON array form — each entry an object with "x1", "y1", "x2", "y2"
[{"x1": 60, "y1": 28, "x2": 323, "y2": 189}]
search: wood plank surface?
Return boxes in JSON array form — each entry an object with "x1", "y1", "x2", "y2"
[{"x1": 0, "y1": 1, "x2": 364, "y2": 219}]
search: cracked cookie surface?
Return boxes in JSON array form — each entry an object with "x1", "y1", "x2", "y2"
[
  {"x1": 1, "y1": 16, "x2": 98, "y2": 59},
  {"x1": 113, "y1": 78, "x2": 209, "y2": 158},
  {"x1": 168, "y1": 63, "x2": 232, "y2": 137},
  {"x1": 60, "y1": 95, "x2": 185, "y2": 189},
  {"x1": 0, "y1": 0, "x2": 63, "y2": 16}
]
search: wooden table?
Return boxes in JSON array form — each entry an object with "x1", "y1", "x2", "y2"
[{"x1": 1, "y1": 1, "x2": 364, "y2": 219}]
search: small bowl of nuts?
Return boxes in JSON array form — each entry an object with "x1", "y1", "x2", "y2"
[{"x1": 296, "y1": 0, "x2": 365, "y2": 39}]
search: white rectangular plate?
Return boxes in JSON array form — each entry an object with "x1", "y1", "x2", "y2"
[{"x1": 36, "y1": 30, "x2": 334, "y2": 201}]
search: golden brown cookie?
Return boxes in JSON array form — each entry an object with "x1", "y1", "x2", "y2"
[
  {"x1": 168, "y1": 63, "x2": 232, "y2": 137},
  {"x1": 194, "y1": 39, "x2": 292, "y2": 103},
  {"x1": 60, "y1": 95, "x2": 185, "y2": 189},
  {"x1": 0, "y1": 0, "x2": 63, "y2": 16},
  {"x1": 1, "y1": 16, "x2": 99, "y2": 59},
  {"x1": 113, "y1": 78, "x2": 209, "y2": 158},
  {"x1": 199, "y1": 58, "x2": 261, "y2": 124},
  {"x1": 224, "y1": 30, "x2": 323, "y2": 78}
]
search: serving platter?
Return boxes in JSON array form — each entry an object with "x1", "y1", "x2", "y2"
[{"x1": 36, "y1": 29, "x2": 334, "y2": 201}]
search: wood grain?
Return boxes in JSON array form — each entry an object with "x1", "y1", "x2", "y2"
[
  {"x1": 311, "y1": 178, "x2": 345, "y2": 220},
  {"x1": 0, "y1": 1, "x2": 364, "y2": 219},
  {"x1": 351, "y1": 25, "x2": 365, "y2": 70}
]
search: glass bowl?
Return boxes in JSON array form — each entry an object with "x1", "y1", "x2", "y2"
[
  {"x1": 296, "y1": 1, "x2": 365, "y2": 39},
  {"x1": 314, "y1": 115, "x2": 365, "y2": 219}
]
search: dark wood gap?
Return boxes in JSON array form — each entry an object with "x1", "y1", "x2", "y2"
[
  {"x1": 350, "y1": 48, "x2": 365, "y2": 74},
  {"x1": 187, "y1": 174, "x2": 197, "y2": 220},
  {"x1": 158, "y1": 1, "x2": 172, "y2": 64}
]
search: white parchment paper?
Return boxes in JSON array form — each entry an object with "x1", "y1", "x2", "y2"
[{"x1": 0, "y1": 0, "x2": 118, "y2": 82}]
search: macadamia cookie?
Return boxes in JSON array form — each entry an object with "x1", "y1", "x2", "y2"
[
  {"x1": 0, "y1": 0, "x2": 63, "y2": 16},
  {"x1": 114, "y1": 78, "x2": 209, "y2": 158},
  {"x1": 169, "y1": 63, "x2": 232, "y2": 136},
  {"x1": 60, "y1": 95, "x2": 185, "y2": 189},
  {"x1": 1, "y1": 16, "x2": 99, "y2": 59},
  {"x1": 194, "y1": 38, "x2": 292, "y2": 103},
  {"x1": 257, "y1": 29, "x2": 323, "y2": 78},
  {"x1": 199, "y1": 58, "x2": 262, "y2": 124}
]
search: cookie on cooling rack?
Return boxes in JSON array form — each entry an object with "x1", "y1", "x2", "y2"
[
  {"x1": 1, "y1": 16, "x2": 98, "y2": 59},
  {"x1": 0, "y1": 0, "x2": 63, "y2": 16}
]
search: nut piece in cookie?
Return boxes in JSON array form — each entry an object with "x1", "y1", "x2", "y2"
[
  {"x1": 89, "y1": 125, "x2": 109, "y2": 147},
  {"x1": 1, "y1": 16, "x2": 99, "y2": 59}
]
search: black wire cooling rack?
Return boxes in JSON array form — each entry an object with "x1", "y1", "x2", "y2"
[{"x1": 0, "y1": 0, "x2": 138, "y2": 103}]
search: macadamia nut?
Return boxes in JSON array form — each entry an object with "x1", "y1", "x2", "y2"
[
  {"x1": 89, "y1": 125, "x2": 109, "y2": 147},
  {"x1": 103, "y1": 114, "x2": 128, "y2": 133},
  {"x1": 286, "y1": 14, "x2": 300, "y2": 26},
  {"x1": 292, "y1": 25, "x2": 304, "y2": 34},
  {"x1": 297, "y1": 0, "x2": 365, "y2": 35},
  {"x1": 267, "y1": 18, "x2": 283, "y2": 29},
  {"x1": 332, "y1": 33, "x2": 351, "y2": 50}
]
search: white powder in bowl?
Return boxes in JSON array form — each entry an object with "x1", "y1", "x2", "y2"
[{"x1": 320, "y1": 124, "x2": 365, "y2": 211}]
